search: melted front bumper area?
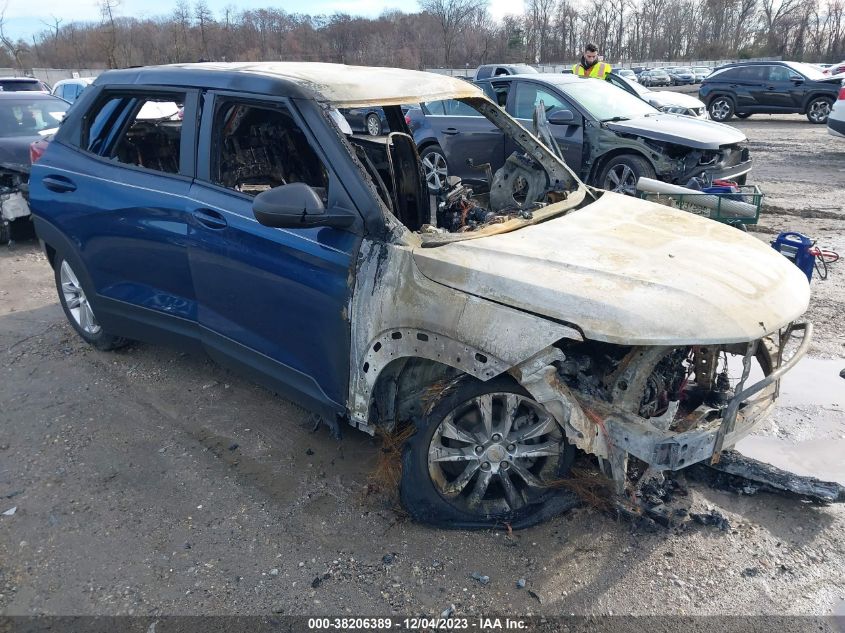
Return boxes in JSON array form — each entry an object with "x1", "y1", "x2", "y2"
[{"x1": 516, "y1": 322, "x2": 812, "y2": 483}]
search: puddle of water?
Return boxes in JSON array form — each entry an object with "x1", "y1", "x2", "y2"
[
  {"x1": 734, "y1": 435, "x2": 845, "y2": 486},
  {"x1": 728, "y1": 356, "x2": 845, "y2": 484},
  {"x1": 726, "y1": 356, "x2": 844, "y2": 408}
]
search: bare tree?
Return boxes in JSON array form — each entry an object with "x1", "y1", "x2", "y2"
[{"x1": 418, "y1": 0, "x2": 489, "y2": 66}]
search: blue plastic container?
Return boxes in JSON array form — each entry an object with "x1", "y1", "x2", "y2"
[{"x1": 771, "y1": 232, "x2": 815, "y2": 282}]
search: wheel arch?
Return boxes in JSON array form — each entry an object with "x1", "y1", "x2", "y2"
[
  {"x1": 588, "y1": 148, "x2": 657, "y2": 186},
  {"x1": 802, "y1": 91, "x2": 835, "y2": 112},
  {"x1": 359, "y1": 328, "x2": 513, "y2": 433}
]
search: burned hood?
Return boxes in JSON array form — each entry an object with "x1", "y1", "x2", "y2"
[
  {"x1": 412, "y1": 193, "x2": 809, "y2": 346},
  {"x1": 605, "y1": 113, "x2": 745, "y2": 149}
]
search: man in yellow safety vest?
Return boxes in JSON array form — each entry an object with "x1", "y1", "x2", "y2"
[{"x1": 572, "y1": 43, "x2": 611, "y2": 79}]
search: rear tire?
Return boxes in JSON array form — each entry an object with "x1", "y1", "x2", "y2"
[
  {"x1": 365, "y1": 113, "x2": 382, "y2": 136},
  {"x1": 400, "y1": 375, "x2": 577, "y2": 529},
  {"x1": 806, "y1": 97, "x2": 833, "y2": 124},
  {"x1": 54, "y1": 255, "x2": 127, "y2": 351},
  {"x1": 419, "y1": 144, "x2": 449, "y2": 193},
  {"x1": 708, "y1": 96, "x2": 735, "y2": 122}
]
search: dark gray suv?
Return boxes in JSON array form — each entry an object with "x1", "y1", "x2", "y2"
[{"x1": 699, "y1": 61, "x2": 842, "y2": 123}]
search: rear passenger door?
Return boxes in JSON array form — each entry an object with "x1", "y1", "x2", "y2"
[
  {"x1": 34, "y1": 88, "x2": 201, "y2": 345},
  {"x1": 187, "y1": 92, "x2": 359, "y2": 412},
  {"x1": 423, "y1": 98, "x2": 505, "y2": 186}
]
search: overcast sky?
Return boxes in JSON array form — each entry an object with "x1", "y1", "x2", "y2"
[{"x1": 3, "y1": 0, "x2": 519, "y2": 43}]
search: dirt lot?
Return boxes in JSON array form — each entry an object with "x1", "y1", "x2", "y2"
[{"x1": 1, "y1": 114, "x2": 844, "y2": 622}]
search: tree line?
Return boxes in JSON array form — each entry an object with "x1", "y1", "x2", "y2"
[{"x1": 0, "y1": 0, "x2": 843, "y2": 73}]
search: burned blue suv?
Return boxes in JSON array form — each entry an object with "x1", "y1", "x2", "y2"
[{"x1": 29, "y1": 63, "x2": 811, "y2": 529}]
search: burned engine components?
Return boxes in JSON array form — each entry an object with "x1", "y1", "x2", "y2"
[
  {"x1": 489, "y1": 152, "x2": 549, "y2": 212},
  {"x1": 436, "y1": 181, "x2": 498, "y2": 232}
]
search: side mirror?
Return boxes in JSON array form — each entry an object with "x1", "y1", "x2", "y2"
[
  {"x1": 252, "y1": 182, "x2": 354, "y2": 229},
  {"x1": 791, "y1": 77, "x2": 804, "y2": 84},
  {"x1": 548, "y1": 109, "x2": 577, "y2": 125}
]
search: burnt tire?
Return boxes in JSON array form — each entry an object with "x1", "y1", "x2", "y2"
[
  {"x1": 54, "y1": 255, "x2": 127, "y2": 351},
  {"x1": 597, "y1": 154, "x2": 655, "y2": 196},
  {"x1": 806, "y1": 97, "x2": 833, "y2": 124},
  {"x1": 400, "y1": 375, "x2": 577, "y2": 529},
  {"x1": 708, "y1": 96, "x2": 735, "y2": 122}
]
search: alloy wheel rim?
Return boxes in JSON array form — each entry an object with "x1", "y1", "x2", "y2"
[
  {"x1": 711, "y1": 99, "x2": 730, "y2": 120},
  {"x1": 427, "y1": 392, "x2": 564, "y2": 515},
  {"x1": 60, "y1": 260, "x2": 101, "y2": 335},
  {"x1": 605, "y1": 164, "x2": 637, "y2": 195},
  {"x1": 366, "y1": 115, "x2": 381, "y2": 136},
  {"x1": 809, "y1": 101, "x2": 830, "y2": 122},
  {"x1": 422, "y1": 152, "x2": 448, "y2": 191}
]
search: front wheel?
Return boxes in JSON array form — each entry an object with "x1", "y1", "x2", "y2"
[
  {"x1": 806, "y1": 97, "x2": 833, "y2": 124},
  {"x1": 597, "y1": 154, "x2": 655, "y2": 196},
  {"x1": 708, "y1": 96, "x2": 735, "y2": 122},
  {"x1": 365, "y1": 113, "x2": 382, "y2": 136},
  {"x1": 54, "y1": 255, "x2": 127, "y2": 351},
  {"x1": 400, "y1": 375, "x2": 576, "y2": 529}
]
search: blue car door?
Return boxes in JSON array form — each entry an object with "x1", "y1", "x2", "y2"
[
  {"x1": 31, "y1": 89, "x2": 201, "y2": 344},
  {"x1": 187, "y1": 92, "x2": 360, "y2": 414}
]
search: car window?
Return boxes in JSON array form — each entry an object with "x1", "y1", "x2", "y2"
[
  {"x1": 0, "y1": 97, "x2": 68, "y2": 137},
  {"x1": 479, "y1": 82, "x2": 510, "y2": 108},
  {"x1": 211, "y1": 100, "x2": 329, "y2": 202},
  {"x1": 421, "y1": 100, "x2": 446, "y2": 115},
  {"x1": 557, "y1": 78, "x2": 656, "y2": 121},
  {"x1": 0, "y1": 80, "x2": 41, "y2": 92},
  {"x1": 735, "y1": 66, "x2": 765, "y2": 81},
  {"x1": 512, "y1": 83, "x2": 572, "y2": 119},
  {"x1": 422, "y1": 98, "x2": 483, "y2": 117},
  {"x1": 83, "y1": 93, "x2": 184, "y2": 174},
  {"x1": 766, "y1": 66, "x2": 791, "y2": 82}
]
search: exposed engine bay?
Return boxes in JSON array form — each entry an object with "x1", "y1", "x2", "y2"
[{"x1": 1, "y1": 164, "x2": 31, "y2": 243}]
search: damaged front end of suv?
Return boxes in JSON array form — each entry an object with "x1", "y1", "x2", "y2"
[{"x1": 324, "y1": 77, "x2": 811, "y2": 529}]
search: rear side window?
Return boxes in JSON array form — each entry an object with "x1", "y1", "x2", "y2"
[
  {"x1": 0, "y1": 80, "x2": 41, "y2": 91},
  {"x1": 211, "y1": 101, "x2": 329, "y2": 202},
  {"x1": 83, "y1": 93, "x2": 185, "y2": 174},
  {"x1": 735, "y1": 66, "x2": 766, "y2": 81}
]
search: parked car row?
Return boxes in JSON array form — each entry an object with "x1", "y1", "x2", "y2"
[{"x1": 25, "y1": 62, "x2": 811, "y2": 529}]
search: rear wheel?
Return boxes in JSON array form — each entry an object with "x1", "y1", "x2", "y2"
[
  {"x1": 365, "y1": 113, "x2": 382, "y2": 136},
  {"x1": 55, "y1": 256, "x2": 126, "y2": 351},
  {"x1": 708, "y1": 96, "x2": 735, "y2": 122},
  {"x1": 420, "y1": 144, "x2": 449, "y2": 193},
  {"x1": 597, "y1": 154, "x2": 655, "y2": 196},
  {"x1": 806, "y1": 97, "x2": 833, "y2": 124},
  {"x1": 400, "y1": 375, "x2": 576, "y2": 529}
]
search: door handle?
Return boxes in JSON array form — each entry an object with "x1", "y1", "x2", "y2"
[
  {"x1": 42, "y1": 175, "x2": 77, "y2": 193},
  {"x1": 767, "y1": 85, "x2": 776, "y2": 90},
  {"x1": 193, "y1": 208, "x2": 228, "y2": 229},
  {"x1": 441, "y1": 127, "x2": 460, "y2": 135}
]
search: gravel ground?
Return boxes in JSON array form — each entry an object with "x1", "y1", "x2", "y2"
[{"x1": 1, "y1": 113, "x2": 844, "y2": 623}]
